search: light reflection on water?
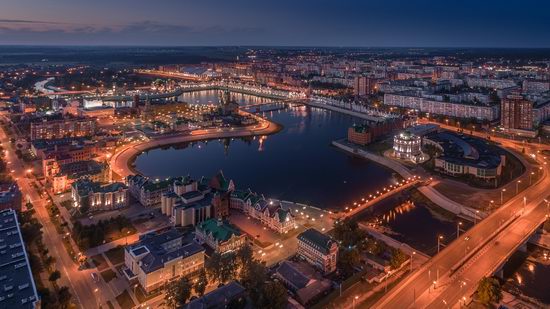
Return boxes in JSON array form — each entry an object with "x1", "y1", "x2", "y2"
[{"x1": 138, "y1": 90, "x2": 459, "y2": 254}]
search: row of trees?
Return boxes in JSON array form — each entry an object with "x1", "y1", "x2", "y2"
[
  {"x1": 72, "y1": 215, "x2": 133, "y2": 249},
  {"x1": 164, "y1": 244, "x2": 288, "y2": 309},
  {"x1": 18, "y1": 203, "x2": 73, "y2": 308},
  {"x1": 333, "y1": 220, "x2": 408, "y2": 277}
]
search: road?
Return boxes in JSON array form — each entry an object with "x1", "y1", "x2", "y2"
[
  {"x1": 372, "y1": 127, "x2": 550, "y2": 309},
  {"x1": 0, "y1": 116, "x2": 111, "y2": 309}
]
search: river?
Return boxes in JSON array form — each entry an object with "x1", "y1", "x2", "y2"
[{"x1": 135, "y1": 90, "x2": 461, "y2": 253}]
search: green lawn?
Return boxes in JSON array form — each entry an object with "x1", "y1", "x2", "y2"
[
  {"x1": 105, "y1": 246, "x2": 125, "y2": 266},
  {"x1": 116, "y1": 290, "x2": 135, "y2": 309},
  {"x1": 91, "y1": 254, "x2": 109, "y2": 271},
  {"x1": 100, "y1": 269, "x2": 118, "y2": 283}
]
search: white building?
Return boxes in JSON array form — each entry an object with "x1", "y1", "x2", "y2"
[
  {"x1": 384, "y1": 92, "x2": 499, "y2": 121},
  {"x1": 393, "y1": 132, "x2": 425, "y2": 163},
  {"x1": 123, "y1": 229, "x2": 205, "y2": 293}
]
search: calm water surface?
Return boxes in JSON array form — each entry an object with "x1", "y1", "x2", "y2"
[{"x1": 136, "y1": 91, "x2": 459, "y2": 252}]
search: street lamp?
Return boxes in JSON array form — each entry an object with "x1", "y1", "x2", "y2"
[
  {"x1": 352, "y1": 295, "x2": 359, "y2": 309},
  {"x1": 410, "y1": 251, "x2": 416, "y2": 272},
  {"x1": 501, "y1": 188, "x2": 506, "y2": 205},
  {"x1": 437, "y1": 235, "x2": 444, "y2": 254},
  {"x1": 516, "y1": 180, "x2": 521, "y2": 195},
  {"x1": 456, "y1": 222, "x2": 463, "y2": 239},
  {"x1": 530, "y1": 172, "x2": 535, "y2": 185}
]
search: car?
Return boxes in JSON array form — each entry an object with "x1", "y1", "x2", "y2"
[{"x1": 91, "y1": 272, "x2": 99, "y2": 282}]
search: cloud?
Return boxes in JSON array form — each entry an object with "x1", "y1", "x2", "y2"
[
  {"x1": 0, "y1": 20, "x2": 267, "y2": 45},
  {"x1": 0, "y1": 19, "x2": 68, "y2": 25}
]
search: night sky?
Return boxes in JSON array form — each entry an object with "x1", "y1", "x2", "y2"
[{"x1": 1, "y1": 0, "x2": 549, "y2": 47}]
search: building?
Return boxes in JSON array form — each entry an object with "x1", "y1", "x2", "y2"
[
  {"x1": 31, "y1": 137, "x2": 97, "y2": 159},
  {"x1": 347, "y1": 124, "x2": 372, "y2": 145},
  {"x1": 522, "y1": 79, "x2": 550, "y2": 94},
  {"x1": 51, "y1": 160, "x2": 109, "y2": 193},
  {"x1": 0, "y1": 182, "x2": 22, "y2": 211},
  {"x1": 195, "y1": 219, "x2": 247, "y2": 254},
  {"x1": 41, "y1": 142, "x2": 99, "y2": 179},
  {"x1": 274, "y1": 260, "x2": 332, "y2": 306},
  {"x1": 218, "y1": 91, "x2": 240, "y2": 116},
  {"x1": 243, "y1": 199, "x2": 296, "y2": 234},
  {"x1": 297, "y1": 228, "x2": 338, "y2": 274},
  {"x1": 186, "y1": 281, "x2": 247, "y2": 309},
  {"x1": 354, "y1": 76, "x2": 378, "y2": 96},
  {"x1": 384, "y1": 92, "x2": 499, "y2": 121},
  {"x1": 160, "y1": 173, "x2": 234, "y2": 227},
  {"x1": 127, "y1": 175, "x2": 173, "y2": 207},
  {"x1": 123, "y1": 229, "x2": 205, "y2": 294},
  {"x1": 0, "y1": 209, "x2": 40, "y2": 308},
  {"x1": 207, "y1": 171, "x2": 235, "y2": 218},
  {"x1": 30, "y1": 116, "x2": 96, "y2": 140},
  {"x1": 393, "y1": 131, "x2": 424, "y2": 163},
  {"x1": 424, "y1": 132, "x2": 506, "y2": 180},
  {"x1": 501, "y1": 94, "x2": 534, "y2": 131},
  {"x1": 348, "y1": 118, "x2": 408, "y2": 146},
  {"x1": 71, "y1": 179, "x2": 129, "y2": 212}
]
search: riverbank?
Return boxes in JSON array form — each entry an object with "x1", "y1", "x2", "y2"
[
  {"x1": 110, "y1": 118, "x2": 282, "y2": 179},
  {"x1": 331, "y1": 139, "x2": 482, "y2": 221},
  {"x1": 305, "y1": 100, "x2": 387, "y2": 122}
]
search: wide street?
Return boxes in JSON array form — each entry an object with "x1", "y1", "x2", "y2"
[
  {"x1": 0, "y1": 114, "x2": 105, "y2": 309},
  {"x1": 372, "y1": 124, "x2": 550, "y2": 309}
]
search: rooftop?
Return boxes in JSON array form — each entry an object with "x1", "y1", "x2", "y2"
[
  {"x1": 0, "y1": 209, "x2": 40, "y2": 309},
  {"x1": 186, "y1": 281, "x2": 246, "y2": 309},
  {"x1": 425, "y1": 131, "x2": 504, "y2": 169},
  {"x1": 297, "y1": 228, "x2": 335, "y2": 255},
  {"x1": 196, "y1": 219, "x2": 242, "y2": 242},
  {"x1": 126, "y1": 229, "x2": 204, "y2": 274}
]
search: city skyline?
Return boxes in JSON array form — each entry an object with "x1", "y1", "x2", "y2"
[
  {"x1": 1, "y1": 2, "x2": 550, "y2": 308},
  {"x1": 1, "y1": 0, "x2": 550, "y2": 47}
]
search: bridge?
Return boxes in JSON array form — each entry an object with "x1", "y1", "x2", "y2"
[
  {"x1": 82, "y1": 89, "x2": 183, "y2": 102},
  {"x1": 336, "y1": 176, "x2": 422, "y2": 220},
  {"x1": 373, "y1": 139, "x2": 550, "y2": 309},
  {"x1": 177, "y1": 82, "x2": 304, "y2": 101}
]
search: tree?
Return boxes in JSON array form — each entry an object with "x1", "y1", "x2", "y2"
[
  {"x1": 38, "y1": 287, "x2": 57, "y2": 309},
  {"x1": 20, "y1": 220, "x2": 43, "y2": 245},
  {"x1": 56, "y1": 286, "x2": 72, "y2": 309},
  {"x1": 389, "y1": 248, "x2": 408, "y2": 270},
  {"x1": 49, "y1": 270, "x2": 61, "y2": 284},
  {"x1": 194, "y1": 269, "x2": 208, "y2": 297},
  {"x1": 338, "y1": 247, "x2": 361, "y2": 277},
  {"x1": 206, "y1": 252, "x2": 237, "y2": 284},
  {"x1": 255, "y1": 281, "x2": 288, "y2": 309},
  {"x1": 165, "y1": 277, "x2": 192, "y2": 308},
  {"x1": 205, "y1": 252, "x2": 222, "y2": 282},
  {"x1": 365, "y1": 238, "x2": 386, "y2": 256},
  {"x1": 236, "y1": 244, "x2": 254, "y2": 268},
  {"x1": 220, "y1": 252, "x2": 238, "y2": 283},
  {"x1": 240, "y1": 260, "x2": 267, "y2": 304},
  {"x1": 333, "y1": 220, "x2": 366, "y2": 247},
  {"x1": 476, "y1": 277, "x2": 502, "y2": 305}
]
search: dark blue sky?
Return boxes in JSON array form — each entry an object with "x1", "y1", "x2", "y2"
[{"x1": 1, "y1": 0, "x2": 549, "y2": 47}]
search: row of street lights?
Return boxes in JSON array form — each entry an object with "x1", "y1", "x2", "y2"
[{"x1": 344, "y1": 175, "x2": 421, "y2": 215}]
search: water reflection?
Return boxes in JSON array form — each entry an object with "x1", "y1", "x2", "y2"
[
  {"x1": 503, "y1": 246, "x2": 550, "y2": 305},
  {"x1": 137, "y1": 90, "x2": 459, "y2": 254}
]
